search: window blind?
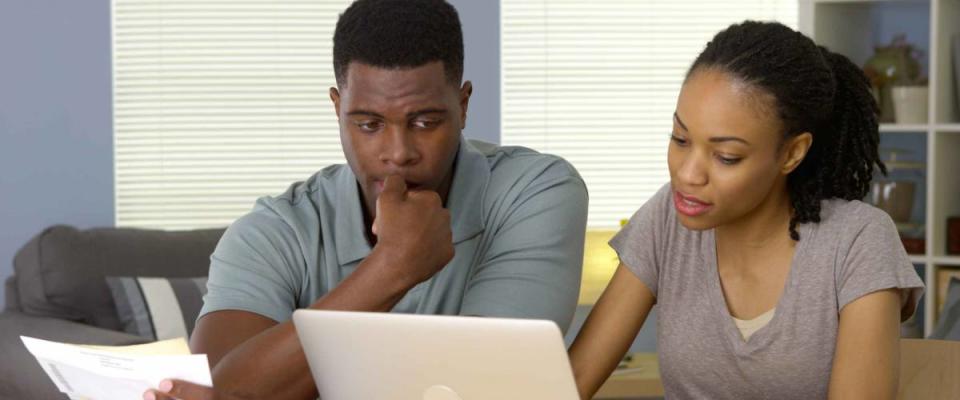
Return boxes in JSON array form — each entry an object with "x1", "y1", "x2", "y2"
[
  {"x1": 501, "y1": 0, "x2": 797, "y2": 228},
  {"x1": 113, "y1": 0, "x2": 351, "y2": 229}
]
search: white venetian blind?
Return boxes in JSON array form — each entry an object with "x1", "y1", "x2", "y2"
[
  {"x1": 501, "y1": 0, "x2": 797, "y2": 228},
  {"x1": 113, "y1": 0, "x2": 351, "y2": 229}
]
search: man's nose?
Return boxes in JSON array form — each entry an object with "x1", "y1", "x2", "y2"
[{"x1": 380, "y1": 126, "x2": 421, "y2": 167}]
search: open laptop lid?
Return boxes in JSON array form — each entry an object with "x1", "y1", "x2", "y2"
[{"x1": 292, "y1": 310, "x2": 579, "y2": 400}]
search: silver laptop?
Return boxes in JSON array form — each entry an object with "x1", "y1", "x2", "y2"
[{"x1": 292, "y1": 310, "x2": 580, "y2": 400}]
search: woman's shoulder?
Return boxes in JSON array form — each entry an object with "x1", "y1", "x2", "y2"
[{"x1": 815, "y1": 198, "x2": 898, "y2": 241}]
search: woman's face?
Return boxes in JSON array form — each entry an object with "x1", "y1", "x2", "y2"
[{"x1": 668, "y1": 68, "x2": 801, "y2": 231}]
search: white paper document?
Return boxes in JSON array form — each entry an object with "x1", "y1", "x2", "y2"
[{"x1": 21, "y1": 336, "x2": 212, "y2": 400}]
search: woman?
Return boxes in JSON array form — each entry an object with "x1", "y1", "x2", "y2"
[{"x1": 569, "y1": 21, "x2": 924, "y2": 400}]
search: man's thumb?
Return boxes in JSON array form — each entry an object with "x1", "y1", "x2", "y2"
[{"x1": 381, "y1": 175, "x2": 407, "y2": 197}]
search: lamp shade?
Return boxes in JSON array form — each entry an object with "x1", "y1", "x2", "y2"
[{"x1": 578, "y1": 229, "x2": 621, "y2": 305}]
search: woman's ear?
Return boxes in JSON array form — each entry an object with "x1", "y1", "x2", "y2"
[{"x1": 781, "y1": 132, "x2": 813, "y2": 174}]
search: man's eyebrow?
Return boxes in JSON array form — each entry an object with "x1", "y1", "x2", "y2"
[
  {"x1": 345, "y1": 108, "x2": 448, "y2": 119},
  {"x1": 673, "y1": 112, "x2": 688, "y2": 131},
  {"x1": 346, "y1": 109, "x2": 384, "y2": 118},
  {"x1": 406, "y1": 108, "x2": 447, "y2": 118}
]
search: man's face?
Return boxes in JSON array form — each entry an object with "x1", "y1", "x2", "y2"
[{"x1": 331, "y1": 61, "x2": 472, "y2": 220}]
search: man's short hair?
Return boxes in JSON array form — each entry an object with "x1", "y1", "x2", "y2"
[{"x1": 333, "y1": 0, "x2": 464, "y2": 86}]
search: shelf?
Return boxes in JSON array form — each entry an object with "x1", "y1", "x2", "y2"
[
  {"x1": 934, "y1": 124, "x2": 960, "y2": 132},
  {"x1": 880, "y1": 124, "x2": 930, "y2": 133},
  {"x1": 931, "y1": 256, "x2": 960, "y2": 266},
  {"x1": 801, "y1": 0, "x2": 955, "y2": 340},
  {"x1": 909, "y1": 255, "x2": 928, "y2": 264}
]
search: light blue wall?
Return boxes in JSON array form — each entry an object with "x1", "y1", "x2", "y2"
[
  {"x1": 0, "y1": 1, "x2": 500, "y2": 309},
  {"x1": 0, "y1": 0, "x2": 115, "y2": 308},
  {"x1": 450, "y1": 0, "x2": 501, "y2": 144}
]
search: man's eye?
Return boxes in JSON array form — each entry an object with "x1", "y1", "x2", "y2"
[
  {"x1": 356, "y1": 121, "x2": 382, "y2": 132},
  {"x1": 412, "y1": 119, "x2": 440, "y2": 129}
]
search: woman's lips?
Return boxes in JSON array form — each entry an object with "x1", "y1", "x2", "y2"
[{"x1": 673, "y1": 191, "x2": 713, "y2": 217}]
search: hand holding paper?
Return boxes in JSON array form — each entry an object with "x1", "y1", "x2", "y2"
[{"x1": 20, "y1": 336, "x2": 212, "y2": 400}]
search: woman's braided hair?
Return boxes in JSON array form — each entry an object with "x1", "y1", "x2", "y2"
[{"x1": 689, "y1": 21, "x2": 885, "y2": 240}]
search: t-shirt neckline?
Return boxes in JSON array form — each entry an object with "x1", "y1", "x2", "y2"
[{"x1": 703, "y1": 223, "x2": 811, "y2": 348}]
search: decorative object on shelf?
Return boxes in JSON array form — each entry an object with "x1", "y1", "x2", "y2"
[
  {"x1": 901, "y1": 237, "x2": 925, "y2": 255},
  {"x1": 863, "y1": 34, "x2": 926, "y2": 123},
  {"x1": 871, "y1": 178, "x2": 915, "y2": 223},
  {"x1": 948, "y1": 217, "x2": 960, "y2": 255},
  {"x1": 891, "y1": 85, "x2": 929, "y2": 124},
  {"x1": 869, "y1": 147, "x2": 925, "y2": 254},
  {"x1": 870, "y1": 148, "x2": 923, "y2": 223}
]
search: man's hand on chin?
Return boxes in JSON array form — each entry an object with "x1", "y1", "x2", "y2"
[{"x1": 143, "y1": 379, "x2": 225, "y2": 400}]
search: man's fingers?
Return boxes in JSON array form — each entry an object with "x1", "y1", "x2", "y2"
[
  {"x1": 381, "y1": 175, "x2": 407, "y2": 198},
  {"x1": 168, "y1": 379, "x2": 216, "y2": 400},
  {"x1": 144, "y1": 389, "x2": 177, "y2": 400},
  {"x1": 375, "y1": 175, "x2": 408, "y2": 236},
  {"x1": 145, "y1": 379, "x2": 215, "y2": 400},
  {"x1": 407, "y1": 189, "x2": 443, "y2": 208}
]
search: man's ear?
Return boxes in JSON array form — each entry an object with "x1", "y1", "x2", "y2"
[
  {"x1": 458, "y1": 80, "x2": 473, "y2": 129},
  {"x1": 781, "y1": 132, "x2": 813, "y2": 174},
  {"x1": 330, "y1": 87, "x2": 341, "y2": 120}
]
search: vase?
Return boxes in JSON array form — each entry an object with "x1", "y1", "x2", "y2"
[
  {"x1": 863, "y1": 35, "x2": 923, "y2": 123},
  {"x1": 891, "y1": 85, "x2": 929, "y2": 124}
]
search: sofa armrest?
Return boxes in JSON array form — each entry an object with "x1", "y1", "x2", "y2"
[
  {"x1": 4, "y1": 275, "x2": 17, "y2": 312},
  {"x1": 0, "y1": 311, "x2": 150, "y2": 399}
]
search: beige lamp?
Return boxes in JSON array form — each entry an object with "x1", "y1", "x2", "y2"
[{"x1": 578, "y1": 221, "x2": 626, "y2": 305}]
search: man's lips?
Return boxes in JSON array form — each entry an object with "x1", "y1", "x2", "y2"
[{"x1": 673, "y1": 191, "x2": 713, "y2": 217}]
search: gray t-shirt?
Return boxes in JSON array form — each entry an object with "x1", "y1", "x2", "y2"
[
  {"x1": 610, "y1": 184, "x2": 924, "y2": 399},
  {"x1": 199, "y1": 137, "x2": 589, "y2": 333}
]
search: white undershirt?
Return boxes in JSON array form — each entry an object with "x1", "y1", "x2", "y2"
[{"x1": 732, "y1": 308, "x2": 776, "y2": 341}]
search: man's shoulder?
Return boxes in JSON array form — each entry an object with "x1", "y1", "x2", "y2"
[
  {"x1": 469, "y1": 139, "x2": 583, "y2": 188},
  {"x1": 236, "y1": 164, "x2": 350, "y2": 235},
  {"x1": 261, "y1": 164, "x2": 348, "y2": 207}
]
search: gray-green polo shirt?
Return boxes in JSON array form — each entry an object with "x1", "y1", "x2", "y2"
[{"x1": 199, "y1": 137, "x2": 588, "y2": 333}]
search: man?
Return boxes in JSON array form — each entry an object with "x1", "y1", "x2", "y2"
[{"x1": 145, "y1": 1, "x2": 587, "y2": 399}]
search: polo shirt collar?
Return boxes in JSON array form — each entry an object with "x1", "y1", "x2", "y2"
[{"x1": 334, "y1": 136, "x2": 489, "y2": 266}]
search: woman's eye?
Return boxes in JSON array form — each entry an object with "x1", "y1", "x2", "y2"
[
  {"x1": 670, "y1": 135, "x2": 688, "y2": 146},
  {"x1": 717, "y1": 155, "x2": 742, "y2": 165}
]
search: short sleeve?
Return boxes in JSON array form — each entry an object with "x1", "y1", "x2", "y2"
[
  {"x1": 199, "y1": 202, "x2": 307, "y2": 323},
  {"x1": 608, "y1": 183, "x2": 672, "y2": 298},
  {"x1": 459, "y1": 158, "x2": 588, "y2": 334},
  {"x1": 837, "y1": 210, "x2": 925, "y2": 321}
]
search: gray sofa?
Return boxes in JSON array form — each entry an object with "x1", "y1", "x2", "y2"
[{"x1": 0, "y1": 225, "x2": 224, "y2": 400}]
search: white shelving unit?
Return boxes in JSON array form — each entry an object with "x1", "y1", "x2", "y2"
[{"x1": 801, "y1": 0, "x2": 960, "y2": 336}]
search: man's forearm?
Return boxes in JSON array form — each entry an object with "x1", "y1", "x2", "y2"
[{"x1": 212, "y1": 249, "x2": 418, "y2": 399}]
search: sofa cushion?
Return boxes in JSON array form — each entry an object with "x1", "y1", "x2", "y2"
[
  {"x1": 107, "y1": 276, "x2": 208, "y2": 340},
  {"x1": 13, "y1": 225, "x2": 224, "y2": 331}
]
